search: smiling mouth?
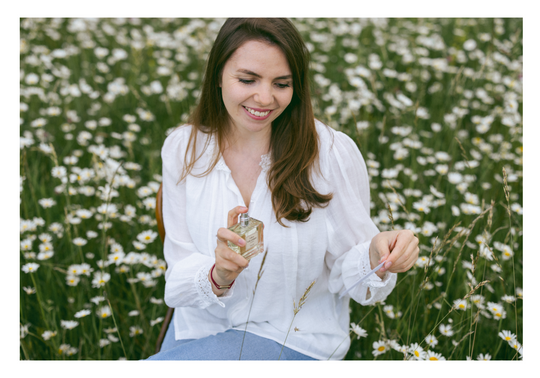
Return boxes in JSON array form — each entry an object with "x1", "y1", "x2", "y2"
[{"x1": 243, "y1": 106, "x2": 272, "y2": 117}]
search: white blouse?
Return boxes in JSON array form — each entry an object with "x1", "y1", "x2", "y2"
[{"x1": 161, "y1": 120, "x2": 397, "y2": 360}]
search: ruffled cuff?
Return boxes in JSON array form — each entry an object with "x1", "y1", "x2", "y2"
[
  {"x1": 341, "y1": 240, "x2": 397, "y2": 304},
  {"x1": 358, "y1": 245, "x2": 394, "y2": 288},
  {"x1": 194, "y1": 263, "x2": 235, "y2": 309}
]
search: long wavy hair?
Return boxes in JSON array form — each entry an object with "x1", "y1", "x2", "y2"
[{"x1": 183, "y1": 18, "x2": 332, "y2": 226}]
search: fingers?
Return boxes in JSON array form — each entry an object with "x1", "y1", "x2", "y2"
[
  {"x1": 217, "y1": 227, "x2": 246, "y2": 248},
  {"x1": 215, "y1": 227, "x2": 249, "y2": 274},
  {"x1": 388, "y1": 240, "x2": 419, "y2": 273},
  {"x1": 381, "y1": 230, "x2": 419, "y2": 273},
  {"x1": 227, "y1": 206, "x2": 248, "y2": 228}
]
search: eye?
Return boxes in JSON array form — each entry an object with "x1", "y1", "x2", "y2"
[
  {"x1": 275, "y1": 83, "x2": 291, "y2": 89},
  {"x1": 239, "y1": 79, "x2": 254, "y2": 85}
]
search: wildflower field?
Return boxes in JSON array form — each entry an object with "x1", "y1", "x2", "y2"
[{"x1": 19, "y1": 18, "x2": 522, "y2": 360}]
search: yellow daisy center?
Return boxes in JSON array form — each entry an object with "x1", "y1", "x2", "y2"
[
  {"x1": 414, "y1": 350, "x2": 420, "y2": 357},
  {"x1": 429, "y1": 356, "x2": 438, "y2": 360},
  {"x1": 378, "y1": 346, "x2": 385, "y2": 352}
]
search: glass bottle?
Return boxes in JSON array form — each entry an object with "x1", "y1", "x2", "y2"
[{"x1": 227, "y1": 211, "x2": 264, "y2": 261}]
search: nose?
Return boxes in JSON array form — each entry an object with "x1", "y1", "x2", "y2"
[{"x1": 254, "y1": 83, "x2": 273, "y2": 107}]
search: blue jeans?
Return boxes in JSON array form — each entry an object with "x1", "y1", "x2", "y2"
[{"x1": 146, "y1": 320, "x2": 316, "y2": 360}]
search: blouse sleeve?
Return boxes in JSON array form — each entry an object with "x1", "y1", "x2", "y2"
[
  {"x1": 161, "y1": 127, "x2": 234, "y2": 309},
  {"x1": 323, "y1": 129, "x2": 397, "y2": 305}
]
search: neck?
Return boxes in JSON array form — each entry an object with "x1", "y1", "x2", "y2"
[{"x1": 224, "y1": 123, "x2": 271, "y2": 157}]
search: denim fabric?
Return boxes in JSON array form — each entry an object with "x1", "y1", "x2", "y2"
[{"x1": 146, "y1": 320, "x2": 316, "y2": 360}]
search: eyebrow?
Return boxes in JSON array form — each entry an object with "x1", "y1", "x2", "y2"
[{"x1": 237, "y1": 69, "x2": 292, "y2": 80}]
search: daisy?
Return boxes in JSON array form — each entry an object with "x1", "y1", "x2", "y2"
[
  {"x1": 22, "y1": 263, "x2": 40, "y2": 273},
  {"x1": 439, "y1": 324, "x2": 454, "y2": 337},
  {"x1": 41, "y1": 330, "x2": 57, "y2": 340},
  {"x1": 137, "y1": 230, "x2": 158, "y2": 244},
  {"x1": 425, "y1": 334, "x2": 438, "y2": 348},
  {"x1": 137, "y1": 186, "x2": 153, "y2": 198},
  {"x1": 129, "y1": 326, "x2": 144, "y2": 337},
  {"x1": 142, "y1": 197, "x2": 156, "y2": 210},
  {"x1": 38, "y1": 233, "x2": 53, "y2": 243},
  {"x1": 39, "y1": 242, "x2": 53, "y2": 253},
  {"x1": 38, "y1": 198, "x2": 56, "y2": 208},
  {"x1": 350, "y1": 323, "x2": 368, "y2": 339},
  {"x1": 90, "y1": 296, "x2": 105, "y2": 305},
  {"x1": 500, "y1": 245, "x2": 514, "y2": 260},
  {"x1": 65, "y1": 275, "x2": 80, "y2": 287},
  {"x1": 20, "y1": 238, "x2": 33, "y2": 251},
  {"x1": 150, "y1": 317, "x2": 164, "y2": 327},
  {"x1": 413, "y1": 201, "x2": 430, "y2": 214},
  {"x1": 76, "y1": 209, "x2": 93, "y2": 219},
  {"x1": 51, "y1": 166, "x2": 67, "y2": 179},
  {"x1": 426, "y1": 350, "x2": 446, "y2": 360},
  {"x1": 508, "y1": 339, "x2": 523, "y2": 357},
  {"x1": 96, "y1": 306, "x2": 112, "y2": 318},
  {"x1": 372, "y1": 340, "x2": 388, "y2": 356},
  {"x1": 37, "y1": 251, "x2": 54, "y2": 260},
  {"x1": 501, "y1": 295, "x2": 516, "y2": 303},
  {"x1": 67, "y1": 264, "x2": 82, "y2": 276},
  {"x1": 487, "y1": 301, "x2": 504, "y2": 314},
  {"x1": 87, "y1": 230, "x2": 98, "y2": 239},
  {"x1": 408, "y1": 343, "x2": 426, "y2": 360},
  {"x1": 91, "y1": 271, "x2": 111, "y2": 288},
  {"x1": 498, "y1": 330, "x2": 516, "y2": 342},
  {"x1": 74, "y1": 309, "x2": 91, "y2": 318},
  {"x1": 476, "y1": 353, "x2": 491, "y2": 361},
  {"x1": 453, "y1": 299, "x2": 468, "y2": 311},
  {"x1": 108, "y1": 251, "x2": 125, "y2": 266},
  {"x1": 471, "y1": 295, "x2": 485, "y2": 309},
  {"x1": 383, "y1": 305, "x2": 396, "y2": 319},
  {"x1": 132, "y1": 241, "x2": 147, "y2": 250},
  {"x1": 73, "y1": 237, "x2": 87, "y2": 246},
  {"x1": 23, "y1": 287, "x2": 36, "y2": 295},
  {"x1": 61, "y1": 320, "x2": 79, "y2": 330}
]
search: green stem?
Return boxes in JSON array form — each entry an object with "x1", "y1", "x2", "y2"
[
  {"x1": 105, "y1": 291, "x2": 127, "y2": 359},
  {"x1": 278, "y1": 315, "x2": 296, "y2": 360},
  {"x1": 30, "y1": 273, "x2": 50, "y2": 330}
]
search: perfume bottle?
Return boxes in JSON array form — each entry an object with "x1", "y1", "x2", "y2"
[{"x1": 227, "y1": 210, "x2": 264, "y2": 261}]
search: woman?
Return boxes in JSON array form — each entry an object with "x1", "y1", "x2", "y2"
[{"x1": 147, "y1": 18, "x2": 419, "y2": 361}]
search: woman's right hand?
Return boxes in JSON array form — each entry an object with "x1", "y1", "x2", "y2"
[{"x1": 211, "y1": 205, "x2": 250, "y2": 293}]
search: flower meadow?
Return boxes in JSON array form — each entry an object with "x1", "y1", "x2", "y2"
[{"x1": 19, "y1": 18, "x2": 522, "y2": 360}]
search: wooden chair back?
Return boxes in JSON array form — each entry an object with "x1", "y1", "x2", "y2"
[{"x1": 154, "y1": 182, "x2": 175, "y2": 354}]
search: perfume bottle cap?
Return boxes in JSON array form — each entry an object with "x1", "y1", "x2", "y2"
[{"x1": 239, "y1": 212, "x2": 249, "y2": 226}]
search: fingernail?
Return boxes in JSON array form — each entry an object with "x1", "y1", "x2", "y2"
[
  {"x1": 238, "y1": 238, "x2": 245, "y2": 246},
  {"x1": 384, "y1": 261, "x2": 393, "y2": 269}
]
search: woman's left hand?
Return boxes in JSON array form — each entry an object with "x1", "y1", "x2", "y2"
[{"x1": 369, "y1": 230, "x2": 419, "y2": 278}]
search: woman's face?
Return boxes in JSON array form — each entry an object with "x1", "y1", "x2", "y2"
[{"x1": 220, "y1": 40, "x2": 293, "y2": 138}]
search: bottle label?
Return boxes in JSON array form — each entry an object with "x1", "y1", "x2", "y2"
[{"x1": 244, "y1": 227, "x2": 258, "y2": 251}]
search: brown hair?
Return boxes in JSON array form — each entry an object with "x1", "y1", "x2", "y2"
[{"x1": 183, "y1": 18, "x2": 332, "y2": 226}]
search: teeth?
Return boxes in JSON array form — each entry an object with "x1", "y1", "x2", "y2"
[{"x1": 245, "y1": 106, "x2": 270, "y2": 117}]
